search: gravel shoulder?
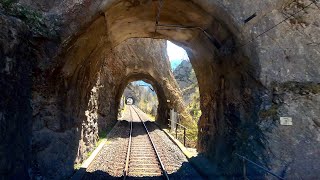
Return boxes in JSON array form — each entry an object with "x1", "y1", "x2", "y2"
[{"x1": 146, "y1": 121, "x2": 202, "y2": 180}]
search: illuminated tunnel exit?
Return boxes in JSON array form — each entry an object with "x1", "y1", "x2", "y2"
[{"x1": 119, "y1": 81, "x2": 159, "y2": 122}]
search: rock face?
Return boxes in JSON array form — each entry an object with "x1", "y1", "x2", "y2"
[
  {"x1": 173, "y1": 60, "x2": 199, "y2": 104},
  {"x1": 1, "y1": 0, "x2": 320, "y2": 179},
  {"x1": 0, "y1": 13, "x2": 34, "y2": 180},
  {"x1": 260, "y1": 82, "x2": 320, "y2": 178},
  {"x1": 174, "y1": 61, "x2": 194, "y2": 89}
]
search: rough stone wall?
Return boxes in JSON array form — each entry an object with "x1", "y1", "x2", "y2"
[
  {"x1": 173, "y1": 60, "x2": 199, "y2": 104},
  {"x1": 112, "y1": 39, "x2": 187, "y2": 112},
  {"x1": 94, "y1": 38, "x2": 190, "y2": 125},
  {"x1": 0, "y1": 14, "x2": 33, "y2": 179},
  {"x1": 194, "y1": 0, "x2": 320, "y2": 176},
  {"x1": 30, "y1": 37, "x2": 186, "y2": 179},
  {"x1": 236, "y1": 0, "x2": 320, "y2": 178},
  {"x1": 260, "y1": 83, "x2": 320, "y2": 178}
]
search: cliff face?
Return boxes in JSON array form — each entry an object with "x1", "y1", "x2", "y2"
[
  {"x1": 173, "y1": 60, "x2": 201, "y2": 128},
  {"x1": 173, "y1": 60, "x2": 198, "y2": 104},
  {"x1": 1, "y1": 0, "x2": 320, "y2": 179},
  {"x1": 0, "y1": 13, "x2": 34, "y2": 179}
]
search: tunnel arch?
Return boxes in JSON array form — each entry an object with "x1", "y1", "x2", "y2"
[
  {"x1": 116, "y1": 73, "x2": 171, "y2": 125},
  {"x1": 57, "y1": 0, "x2": 261, "y2": 178},
  {"x1": 2, "y1": 0, "x2": 320, "y2": 179},
  {"x1": 125, "y1": 97, "x2": 134, "y2": 105},
  {"x1": 55, "y1": 0, "x2": 244, "y2": 46}
]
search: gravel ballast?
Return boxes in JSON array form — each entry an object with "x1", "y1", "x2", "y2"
[{"x1": 81, "y1": 105, "x2": 202, "y2": 179}]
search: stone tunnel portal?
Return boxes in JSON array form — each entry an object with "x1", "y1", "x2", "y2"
[
  {"x1": 117, "y1": 76, "x2": 165, "y2": 124},
  {"x1": 1, "y1": 0, "x2": 320, "y2": 179}
]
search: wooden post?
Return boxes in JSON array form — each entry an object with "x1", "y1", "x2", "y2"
[
  {"x1": 183, "y1": 127, "x2": 186, "y2": 146},
  {"x1": 175, "y1": 124, "x2": 178, "y2": 139},
  {"x1": 170, "y1": 109, "x2": 176, "y2": 132}
]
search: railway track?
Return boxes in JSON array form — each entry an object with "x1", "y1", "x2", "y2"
[
  {"x1": 123, "y1": 105, "x2": 169, "y2": 180},
  {"x1": 82, "y1": 105, "x2": 202, "y2": 180}
]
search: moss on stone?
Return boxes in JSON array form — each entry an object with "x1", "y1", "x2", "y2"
[
  {"x1": 307, "y1": 84, "x2": 320, "y2": 94},
  {"x1": 259, "y1": 104, "x2": 279, "y2": 118},
  {"x1": 1, "y1": 0, "x2": 15, "y2": 8},
  {"x1": 0, "y1": 1, "x2": 58, "y2": 38},
  {"x1": 279, "y1": 82, "x2": 320, "y2": 95}
]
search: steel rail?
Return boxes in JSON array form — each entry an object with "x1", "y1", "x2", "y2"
[
  {"x1": 123, "y1": 107, "x2": 133, "y2": 180},
  {"x1": 131, "y1": 105, "x2": 170, "y2": 180}
]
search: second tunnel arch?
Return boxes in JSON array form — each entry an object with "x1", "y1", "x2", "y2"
[{"x1": 115, "y1": 73, "x2": 180, "y2": 125}]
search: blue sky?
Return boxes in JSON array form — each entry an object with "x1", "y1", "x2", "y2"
[
  {"x1": 132, "y1": 80, "x2": 154, "y2": 91},
  {"x1": 166, "y1": 41, "x2": 189, "y2": 70}
]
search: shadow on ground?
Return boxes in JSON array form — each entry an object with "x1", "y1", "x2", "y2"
[
  {"x1": 78, "y1": 161, "x2": 204, "y2": 180},
  {"x1": 72, "y1": 119, "x2": 265, "y2": 180},
  {"x1": 72, "y1": 120, "x2": 207, "y2": 180}
]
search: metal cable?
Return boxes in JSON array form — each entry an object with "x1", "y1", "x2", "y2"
[
  {"x1": 154, "y1": 1, "x2": 317, "y2": 58},
  {"x1": 211, "y1": 0, "x2": 318, "y2": 59},
  {"x1": 236, "y1": 1, "x2": 316, "y2": 49},
  {"x1": 235, "y1": 153, "x2": 285, "y2": 180}
]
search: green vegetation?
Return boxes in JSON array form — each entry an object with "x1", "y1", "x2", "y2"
[
  {"x1": 276, "y1": 82, "x2": 320, "y2": 94},
  {"x1": 186, "y1": 87, "x2": 201, "y2": 122},
  {"x1": 0, "y1": 0, "x2": 58, "y2": 38},
  {"x1": 183, "y1": 73, "x2": 201, "y2": 147},
  {"x1": 1, "y1": 0, "x2": 14, "y2": 8},
  {"x1": 146, "y1": 113, "x2": 155, "y2": 121},
  {"x1": 138, "y1": 98, "x2": 157, "y2": 118},
  {"x1": 185, "y1": 124, "x2": 198, "y2": 147},
  {"x1": 118, "y1": 100, "x2": 127, "y2": 118},
  {"x1": 98, "y1": 131, "x2": 107, "y2": 141},
  {"x1": 74, "y1": 126, "x2": 112, "y2": 170},
  {"x1": 125, "y1": 82, "x2": 158, "y2": 119},
  {"x1": 74, "y1": 163, "x2": 81, "y2": 170},
  {"x1": 259, "y1": 104, "x2": 279, "y2": 119}
]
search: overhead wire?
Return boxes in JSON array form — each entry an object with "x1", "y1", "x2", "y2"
[
  {"x1": 236, "y1": 0, "x2": 317, "y2": 49},
  {"x1": 220, "y1": 0, "x2": 319, "y2": 62},
  {"x1": 153, "y1": 0, "x2": 318, "y2": 58},
  {"x1": 100, "y1": 0, "x2": 318, "y2": 62}
]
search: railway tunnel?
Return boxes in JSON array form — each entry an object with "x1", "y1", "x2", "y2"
[
  {"x1": 1, "y1": 0, "x2": 320, "y2": 179},
  {"x1": 116, "y1": 73, "x2": 177, "y2": 126}
]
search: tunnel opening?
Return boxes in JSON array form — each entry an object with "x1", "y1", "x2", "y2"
[
  {"x1": 167, "y1": 40, "x2": 201, "y2": 148},
  {"x1": 4, "y1": 0, "x2": 319, "y2": 179},
  {"x1": 29, "y1": 19, "x2": 263, "y2": 179},
  {"x1": 114, "y1": 72, "x2": 173, "y2": 128},
  {"x1": 30, "y1": 21, "x2": 262, "y2": 180},
  {"x1": 118, "y1": 80, "x2": 159, "y2": 122}
]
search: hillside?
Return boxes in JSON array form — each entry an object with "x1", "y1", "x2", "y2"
[{"x1": 173, "y1": 60, "x2": 201, "y2": 122}]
